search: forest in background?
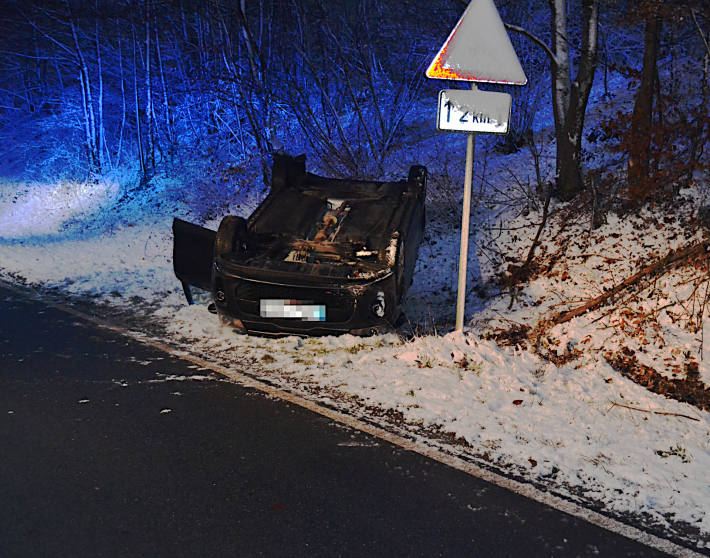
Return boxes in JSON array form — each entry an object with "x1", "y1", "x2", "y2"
[{"x1": 0, "y1": 0, "x2": 708, "y2": 208}]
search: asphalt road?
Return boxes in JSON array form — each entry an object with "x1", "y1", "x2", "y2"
[{"x1": 0, "y1": 285, "x2": 670, "y2": 557}]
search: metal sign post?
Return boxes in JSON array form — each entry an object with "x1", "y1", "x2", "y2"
[
  {"x1": 425, "y1": 0, "x2": 527, "y2": 332},
  {"x1": 456, "y1": 106, "x2": 475, "y2": 331}
]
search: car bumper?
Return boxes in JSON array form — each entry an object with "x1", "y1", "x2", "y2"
[{"x1": 213, "y1": 262, "x2": 399, "y2": 336}]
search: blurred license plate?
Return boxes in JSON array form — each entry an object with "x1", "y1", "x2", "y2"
[{"x1": 260, "y1": 299, "x2": 326, "y2": 321}]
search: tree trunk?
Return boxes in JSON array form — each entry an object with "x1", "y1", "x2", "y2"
[
  {"x1": 132, "y1": 25, "x2": 145, "y2": 179},
  {"x1": 117, "y1": 27, "x2": 126, "y2": 168},
  {"x1": 687, "y1": 24, "x2": 709, "y2": 187},
  {"x1": 144, "y1": 3, "x2": 156, "y2": 178},
  {"x1": 95, "y1": 14, "x2": 107, "y2": 170},
  {"x1": 237, "y1": 0, "x2": 273, "y2": 183},
  {"x1": 70, "y1": 15, "x2": 100, "y2": 179},
  {"x1": 628, "y1": 14, "x2": 661, "y2": 200},
  {"x1": 548, "y1": 0, "x2": 570, "y2": 197},
  {"x1": 504, "y1": 1, "x2": 598, "y2": 200},
  {"x1": 558, "y1": 0, "x2": 598, "y2": 200},
  {"x1": 155, "y1": 27, "x2": 174, "y2": 163},
  {"x1": 547, "y1": 0, "x2": 599, "y2": 201},
  {"x1": 548, "y1": 0, "x2": 570, "y2": 147}
]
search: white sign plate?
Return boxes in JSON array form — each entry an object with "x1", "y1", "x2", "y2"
[{"x1": 436, "y1": 89, "x2": 511, "y2": 134}]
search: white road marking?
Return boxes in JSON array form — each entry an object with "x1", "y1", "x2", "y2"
[{"x1": 337, "y1": 441, "x2": 380, "y2": 448}]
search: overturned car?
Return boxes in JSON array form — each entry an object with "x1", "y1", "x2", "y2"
[{"x1": 173, "y1": 154, "x2": 426, "y2": 336}]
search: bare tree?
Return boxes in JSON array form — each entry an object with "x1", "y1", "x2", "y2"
[
  {"x1": 627, "y1": 4, "x2": 661, "y2": 200},
  {"x1": 132, "y1": 22, "x2": 145, "y2": 178},
  {"x1": 688, "y1": 8, "x2": 710, "y2": 186},
  {"x1": 508, "y1": 0, "x2": 598, "y2": 200},
  {"x1": 284, "y1": 0, "x2": 426, "y2": 177},
  {"x1": 95, "y1": 6, "x2": 107, "y2": 170},
  {"x1": 553, "y1": 0, "x2": 598, "y2": 200},
  {"x1": 144, "y1": 0, "x2": 156, "y2": 178},
  {"x1": 154, "y1": 26, "x2": 174, "y2": 163},
  {"x1": 450, "y1": 0, "x2": 599, "y2": 200},
  {"x1": 116, "y1": 25, "x2": 127, "y2": 168},
  {"x1": 68, "y1": 8, "x2": 101, "y2": 179},
  {"x1": 621, "y1": 0, "x2": 709, "y2": 202},
  {"x1": 234, "y1": 0, "x2": 274, "y2": 182}
]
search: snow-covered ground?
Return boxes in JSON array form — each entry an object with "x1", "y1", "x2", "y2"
[{"x1": 1, "y1": 97, "x2": 709, "y2": 552}]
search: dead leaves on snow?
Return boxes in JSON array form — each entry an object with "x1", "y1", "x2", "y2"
[{"x1": 606, "y1": 348, "x2": 710, "y2": 413}]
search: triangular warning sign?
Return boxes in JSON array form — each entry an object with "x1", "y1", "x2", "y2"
[{"x1": 426, "y1": 0, "x2": 527, "y2": 85}]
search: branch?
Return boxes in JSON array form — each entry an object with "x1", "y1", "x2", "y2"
[
  {"x1": 690, "y1": 9, "x2": 710, "y2": 59},
  {"x1": 449, "y1": 0, "x2": 558, "y2": 67},
  {"x1": 552, "y1": 241, "x2": 709, "y2": 325},
  {"x1": 23, "y1": 16, "x2": 77, "y2": 62},
  {"x1": 504, "y1": 23, "x2": 558, "y2": 67},
  {"x1": 0, "y1": 50, "x2": 70, "y2": 62},
  {"x1": 522, "y1": 184, "x2": 551, "y2": 271},
  {"x1": 607, "y1": 402, "x2": 700, "y2": 422}
]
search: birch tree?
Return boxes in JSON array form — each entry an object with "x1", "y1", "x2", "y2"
[
  {"x1": 555, "y1": 0, "x2": 598, "y2": 200},
  {"x1": 451, "y1": 0, "x2": 599, "y2": 199},
  {"x1": 116, "y1": 26, "x2": 127, "y2": 167},
  {"x1": 69, "y1": 9, "x2": 101, "y2": 179},
  {"x1": 504, "y1": 0, "x2": 599, "y2": 200},
  {"x1": 94, "y1": 10, "x2": 106, "y2": 170},
  {"x1": 154, "y1": 27, "x2": 174, "y2": 163},
  {"x1": 144, "y1": 0, "x2": 156, "y2": 177},
  {"x1": 132, "y1": 23, "x2": 145, "y2": 178}
]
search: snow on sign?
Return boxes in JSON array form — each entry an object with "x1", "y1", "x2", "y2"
[
  {"x1": 437, "y1": 89, "x2": 511, "y2": 134},
  {"x1": 426, "y1": 0, "x2": 527, "y2": 85}
]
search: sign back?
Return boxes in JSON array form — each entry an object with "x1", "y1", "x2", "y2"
[{"x1": 426, "y1": 0, "x2": 527, "y2": 85}]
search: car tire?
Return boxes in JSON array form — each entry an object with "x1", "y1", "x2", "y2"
[
  {"x1": 408, "y1": 165, "x2": 427, "y2": 201},
  {"x1": 215, "y1": 216, "x2": 248, "y2": 257},
  {"x1": 272, "y1": 153, "x2": 306, "y2": 193}
]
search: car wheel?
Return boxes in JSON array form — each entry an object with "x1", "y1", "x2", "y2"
[
  {"x1": 215, "y1": 216, "x2": 247, "y2": 257},
  {"x1": 272, "y1": 153, "x2": 306, "y2": 193}
]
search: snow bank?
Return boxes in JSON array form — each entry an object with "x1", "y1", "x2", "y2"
[{"x1": 164, "y1": 303, "x2": 710, "y2": 538}]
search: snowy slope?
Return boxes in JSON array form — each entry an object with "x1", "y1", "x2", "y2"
[{"x1": 1, "y1": 94, "x2": 709, "y2": 552}]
